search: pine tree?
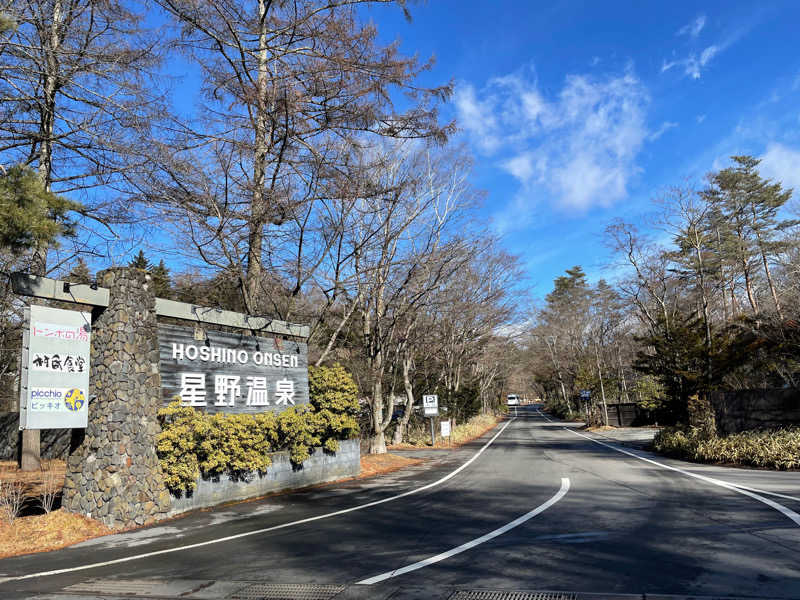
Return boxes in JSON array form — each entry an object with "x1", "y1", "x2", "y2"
[
  {"x1": 0, "y1": 165, "x2": 79, "y2": 254},
  {"x1": 150, "y1": 259, "x2": 172, "y2": 299},
  {"x1": 704, "y1": 156, "x2": 795, "y2": 320},
  {"x1": 68, "y1": 258, "x2": 92, "y2": 285},
  {"x1": 129, "y1": 249, "x2": 151, "y2": 270}
]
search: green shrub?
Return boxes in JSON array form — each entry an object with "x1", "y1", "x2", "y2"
[
  {"x1": 653, "y1": 426, "x2": 800, "y2": 470},
  {"x1": 276, "y1": 406, "x2": 319, "y2": 464},
  {"x1": 156, "y1": 401, "x2": 205, "y2": 492},
  {"x1": 198, "y1": 412, "x2": 275, "y2": 479},
  {"x1": 308, "y1": 364, "x2": 360, "y2": 452},
  {"x1": 156, "y1": 365, "x2": 361, "y2": 493}
]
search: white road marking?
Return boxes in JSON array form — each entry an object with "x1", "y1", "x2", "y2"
[
  {"x1": 0, "y1": 418, "x2": 517, "y2": 584},
  {"x1": 715, "y1": 482, "x2": 800, "y2": 503},
  {"x1": 356, "y1": 477, "x2": 570, "y2": 585},
  {"x1": 535, "y1": 409, "x2": 800, "y2": 527}
]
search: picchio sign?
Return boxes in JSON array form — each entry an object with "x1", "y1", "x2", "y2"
[
  {"x1": 158, "y1": 323, "x2": 309, "y2": 414},
  {"x1": 20, "y1": 305, "x2": 91, "y2": 429}
]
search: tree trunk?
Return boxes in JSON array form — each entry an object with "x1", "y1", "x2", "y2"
[
  {"x1": 20, "y1": 429, "x2": 41, "y2": 472},
  {"x1": 392, "y1": 354, "x2": 415, "y2": 445},
  {"x1": 741, "y1": 255, "x2": 759, "y2": 314},
  {"x1": 245, "y1": 0, "x2": 272, "y2": 314},
  {"x1": 616, "y1": 345, "x2": 630, "y2": 403},
  {"x1": 595, "y1": 344, "x2": 609, "y2": 427},
  {"x1": 370, "y1": 374, "x2": 387, "y2": 454},
  {"x1": 754, "y1": 225, "x2": 783, "y2": 320}
]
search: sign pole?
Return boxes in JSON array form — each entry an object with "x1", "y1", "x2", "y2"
[{"x1": 422, "y1": 394, "x2": 439, "y2": 446}]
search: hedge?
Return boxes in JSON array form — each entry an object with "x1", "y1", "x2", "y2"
[
  {"x1": 156, "y1": 364, "x2": 360, "y2": 492},
  {"x1": 653, "y1": 426, "x2": 800, "y2": 470}
]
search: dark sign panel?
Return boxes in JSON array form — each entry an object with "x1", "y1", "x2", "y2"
[{"x1": 158, "y1": 323, "x2": 309, "y2": 414}]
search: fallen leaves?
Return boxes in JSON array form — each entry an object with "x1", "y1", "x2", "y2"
[{"x1": 0, "y1": 509, "x2": 111, "y2": 559}]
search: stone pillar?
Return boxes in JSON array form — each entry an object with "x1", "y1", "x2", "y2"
[{"x1": 62, "y1": 267, "x2": 170, "y2": 528}]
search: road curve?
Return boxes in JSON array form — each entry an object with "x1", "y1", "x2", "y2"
[{"x1": 1, "y1": 406, "x2": 798, "y2": 599}]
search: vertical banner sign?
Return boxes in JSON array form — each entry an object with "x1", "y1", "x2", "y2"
[
  {"x1": 440, "y1": 419, "x2": 451, "y2": 437},
  {"x1": 158, "y1": 323, "x2": 309, "y2": 414},
  {"x1": 20, "y1": 305, "x2": 92, "y2": 430}
]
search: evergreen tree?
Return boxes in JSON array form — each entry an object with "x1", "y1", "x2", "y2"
[
  {"x1": 0, "y1": 165, "x2": 79, "y2": 254},
  {"x1": 704, "y1": 156, "x2": 795, "y2": 319},
  {"x1": 150, "y1": 259, "x2": 172, "y2": 299},
  {"x1": 129, "y1": 249, "x2": 151, "y2": 270},
  {"x1": 68, "y1": 258, "x2": 92, "y2": 285}
]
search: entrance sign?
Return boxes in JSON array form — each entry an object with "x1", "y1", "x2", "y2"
[
  {"x1": 440, "y1": 419, "x2": 451, "y2": 437},
  {"x1": 20, "y1": 305, "x2": 91, "y2": 429},
  {"x1": 158, "y1": 323, "x2": 309, "y2": 414},
  {"x1": 422, "y1": 394, "x2": 439, "y2": 417}
]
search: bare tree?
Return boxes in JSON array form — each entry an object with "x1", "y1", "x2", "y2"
[
  {"x1": 141, "y1": 0, "x2": 453, "y2": 316},
  {"x1": 0, "y1": 0, "x2": 165, "y2": 269}
]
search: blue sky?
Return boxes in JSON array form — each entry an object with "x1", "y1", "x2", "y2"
[{"x1": 360, "y1": 1, "x2": 800, "y2": 297}]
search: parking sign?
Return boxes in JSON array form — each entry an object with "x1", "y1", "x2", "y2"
[{"x1": 422, "y1": 394, "x2": 438, "y2": 417}]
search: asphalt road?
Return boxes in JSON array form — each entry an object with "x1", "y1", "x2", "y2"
[{"x1": 1, "y1": 405, "x2": 799, "y2": 600}]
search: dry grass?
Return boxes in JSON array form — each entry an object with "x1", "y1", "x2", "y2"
[
  {"x1": 0, "y1": 459, "x2": 110, "y2": 559},
  {"x1": 654, "y1": 426, "x2": 800, "y2": 470},
  {"x1": 0, "y1": 459, "x2": 66, "y2": 498},
  {"x1": 585, "y1": 425, "x2": 616, "y2": 432},
  {"x1": 0, "y1": 510, "x2": 111, "y2": 559},
  {"x1": 390, "y1": 413, "x2": 502, "y2": 450},
  {"x1": 359, "y1": 453, "x2": 423, "y2": 478}
]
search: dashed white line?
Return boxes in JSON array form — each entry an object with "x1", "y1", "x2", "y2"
[
  {"x1": 356, "y1": 477, "x2": 571, "y2": 585},
  {"x1": 0, "y1": 418, "x2": 517, "y2": 584}
]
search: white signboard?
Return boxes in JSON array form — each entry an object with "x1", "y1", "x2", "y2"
[
  {"x1": 20, "y1": 305, "x2": 91, "y2": 429},
  {"x1": 440, "y1": 419, "x2": 451, "y2": 437},
  {"x1": 422, "y1": 394, "x2": 438, "y2": 417}
]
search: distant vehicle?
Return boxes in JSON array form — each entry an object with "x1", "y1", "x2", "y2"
[{"x1": 506, "y1": 394, "x2": 520, "y2": 406}]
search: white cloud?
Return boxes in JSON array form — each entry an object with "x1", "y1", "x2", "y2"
[
  {"x1": 760, "y1": 142, "x2": 800, "y2": 193},
  {"x1": 662, "y1": 21, "x2": 752, "y2": 80},
  {"x1": 677, "y1": 15, "x2": 706, "y2": 38},
  {"x1": 662, "y1": 44, "x2": 719, "y2": 79},
  {"x1": 502, "y1": 153, "x2": 535, "y2": 182},
  {"x1": 648, "y1": 121, "x2": 679, "y2": 141},
  {"x1": 455, "y1": 70, "x2": 649, "y2": 223},
  {"x1": 453, "y1": 84, "x2": 501, "y2": 153}
]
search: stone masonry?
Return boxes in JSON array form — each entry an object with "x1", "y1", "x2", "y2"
[{"x1": 62, "y1": 267, "x2": 170, "y2": 527}]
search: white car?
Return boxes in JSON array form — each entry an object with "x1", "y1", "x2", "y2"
[{"x1": 506, "y1": 394, "x2": 520, "y2": 406}]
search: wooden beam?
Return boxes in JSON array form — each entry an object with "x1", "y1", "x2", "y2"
[
  {"x1": 11, "y1": 272, "x2": 309, "y2": 339},
  {"x1": 11, "y1": 272, "x2": 109, "y2": 306},
  {"x1": 154, "y1": 298, "x2": 309, "y2": 339}
]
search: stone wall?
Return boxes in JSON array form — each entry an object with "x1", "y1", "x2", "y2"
[
  {"x1": 168, "y1": 439, "x2": 360, "y2": 515},
  {"x1": 62, "y1": 268, "x2": 171, "y2": 528},
  {"x1": 0, "y1": 413, "x2": 71, "y2": 460},
  {"x1": 711, "y1": 388, "x2": 800, "y2": 434}
]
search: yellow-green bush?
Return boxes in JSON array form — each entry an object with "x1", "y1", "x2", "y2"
[
  {"x1": 308, "y1": 363, "x2": 360, "y2": 452},
  {"x1": 156, "y1": 364, "x2": 361, "y2": 493},
  {"x1": 156, "y1": 402, "x2": 205, "y2": 492},
  {"x1": 653, "y1": 426, "x2": 800, "y2": 470},
  {"x1": 199, "y1": 412, "x2": 276, "y2": 478}
]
